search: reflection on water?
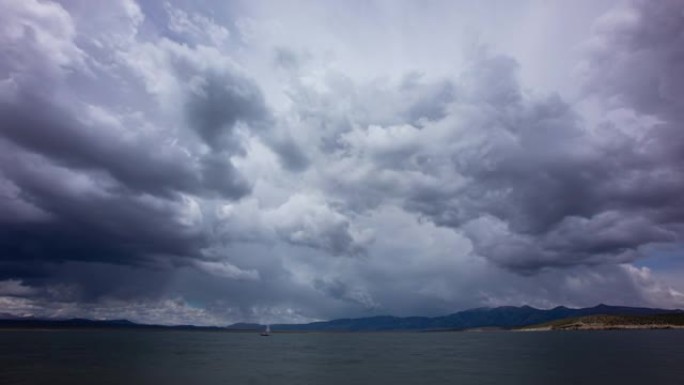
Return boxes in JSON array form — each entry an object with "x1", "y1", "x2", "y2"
[{"x1": 1, "y1": 329, "x2": 683, "y2": 385}]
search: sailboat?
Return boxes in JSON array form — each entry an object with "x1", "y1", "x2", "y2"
[{"x1": 260, "y1": 324, "x2": 271, "y2": 336}]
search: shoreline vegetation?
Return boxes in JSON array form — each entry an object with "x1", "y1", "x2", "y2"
[{"x1": 517, "y1": 314, "x2": 684, "y2": 331}]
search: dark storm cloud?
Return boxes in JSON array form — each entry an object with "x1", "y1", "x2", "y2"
[
  {"x1": 0, "y1": 94, "x2": 250, "y2": 199},
  {"x1": 185, "y1": 70, "x2": 268, "y2": 152},
  {"x1": 0, "y1": 0, "x2": 264, "y2": 284},
  {"x1": 0, "y1": 144, "x2": 207, "y2": 269}
]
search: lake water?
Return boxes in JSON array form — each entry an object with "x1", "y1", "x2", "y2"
[{"x1": 1, "y1": 329, "x2": 683, "y2": 384}]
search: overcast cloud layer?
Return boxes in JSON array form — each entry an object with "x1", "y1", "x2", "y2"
[{"x1": 0, "y1": 0, "x2": 683, "y2": 325}]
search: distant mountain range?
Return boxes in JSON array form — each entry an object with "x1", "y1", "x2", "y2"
[
  {"x1": 0, "y1": 317, "x2": 228, "y2": 331},
  {"x1": 1, "y1": 304, "x2": 681, "y2": 332},
  {"x1": 249, "y1": 304, "x2": 683, "y2": 332}
]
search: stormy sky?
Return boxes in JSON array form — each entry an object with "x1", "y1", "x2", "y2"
[{"x1": 1, "y1": 0, "x2": 683, "y2": 325}]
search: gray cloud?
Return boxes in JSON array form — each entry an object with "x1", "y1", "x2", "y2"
[
  {"x1": 266, "y1": 194, "x2": 372, "y2": 256},
  {"x1": 582, "y1": 0, "x2": 684, "y2": 122}
]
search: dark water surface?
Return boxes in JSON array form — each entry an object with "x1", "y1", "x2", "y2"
[{"x1": 1, "y1": 329, "x2": 684, "y2": 384}]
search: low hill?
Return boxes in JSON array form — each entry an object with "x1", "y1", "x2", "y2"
[{"x1": 519, "y1": 313, "x2": 684, "y2": 331}]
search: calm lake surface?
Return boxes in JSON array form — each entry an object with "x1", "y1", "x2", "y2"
[{"x1": 1, "y1": 329, "x2": 684, "y2": 385}]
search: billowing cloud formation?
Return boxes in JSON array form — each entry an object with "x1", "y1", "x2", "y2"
[
  {"x1": 0, "y1": 0, "x2": 253, "y2": 271},
  {"x1": 307, "y1": 0, "x2": 684, "y2": 274},
  {"x1": 310, "y1": 47, "x2": 682, "y2": 273},
  {"x1": 0, "y1": 0, "x2": 683, "y2": 324}
]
